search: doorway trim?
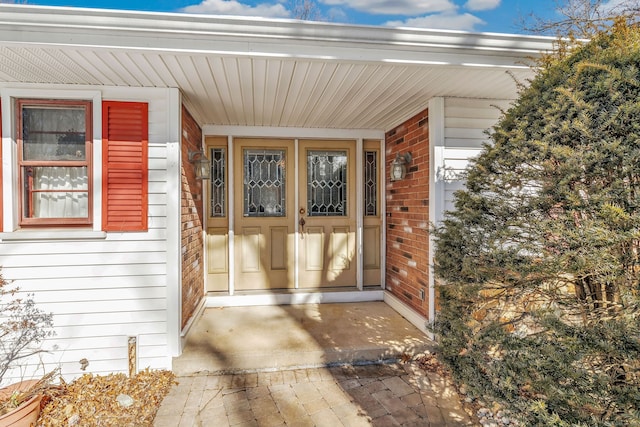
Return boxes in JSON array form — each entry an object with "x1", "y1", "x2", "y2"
[{"x1": 203, "y1": 126, "x2": 385, "y2": 297}]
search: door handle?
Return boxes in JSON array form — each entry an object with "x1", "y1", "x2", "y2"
[{"x1": 299, "y1": 217, "x2": 306, "y2": 234}]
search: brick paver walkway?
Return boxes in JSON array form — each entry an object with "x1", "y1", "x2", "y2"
[{"x1": 153, "y1": 362, "x2": 476, "y2": 426}]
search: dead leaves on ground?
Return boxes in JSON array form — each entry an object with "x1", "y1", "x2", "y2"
[
  {"x1": 37, "y1": 369, "x2": 176, "y2": 427},
  {"x1": 415, "y1": 352, "x2": 450, "y2": 377}
]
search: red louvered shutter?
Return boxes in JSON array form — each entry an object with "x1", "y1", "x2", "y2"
[{"x1": 102, "y1": 101, "x2": 148, "y2": 231}]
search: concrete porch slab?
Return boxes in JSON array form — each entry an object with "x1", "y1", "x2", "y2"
[{"x1": 173, "y1": 302, "x2": 435, "y2": 376}]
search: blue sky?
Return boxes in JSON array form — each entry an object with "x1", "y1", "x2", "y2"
[{"x1": 19, "y1": 0, "x2": 575, "y2": 34}]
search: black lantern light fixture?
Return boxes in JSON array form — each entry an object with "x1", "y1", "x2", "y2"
[
  {"x1": 188, "y1": 149, "x2": 211, "y2": 180},
  {"x1": 390, "y1": 152, "x2": 412, "y2": 181}
]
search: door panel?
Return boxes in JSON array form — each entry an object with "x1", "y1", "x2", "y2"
[
  {"x1": 206, "y1": 228, "x2": 228, "y2": 291},
  {"x1": 270, "y1": 227, "x2": 288, "y2": 270},
  {"x1": 363, "y1": 225, "x2": 380, "y2": 269},
  {"x1": 331, "y1": 226, "x2": 351, "y2": 270},
  {"x1": 363, "y1": 140, "x2": 382, "y2": 286},
  {"x1": 298, "y1": 140, "x2": 356, "y2": 288},
  {"x1": 241, "y1": 227, "x2": 261, "y2": 272},
  {"x1": 234, "y1": 139, "x2": 295, "y2": 290},
  {"x1": 305, "y1": 227, "x2": 324, "y2": 271},
  {"x1": 205, "y1": 137, "x2": 229, "y2": 292}
]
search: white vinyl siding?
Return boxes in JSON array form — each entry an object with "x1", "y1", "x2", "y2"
[
  {"x1": 0, "y1": 85, "x2": 178, "y2": 383},
  {"x1": 442, "y1": 97, "x2": 511, "y2": 214},
  {"x1": 428, "y1": 96, "x2": 512, "y2": 322}
]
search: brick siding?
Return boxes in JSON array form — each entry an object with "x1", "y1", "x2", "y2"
[
  {"x1": 180, "y1": 106, "x2": 205, "y2": 329},
  {"x1": 385, "y1": 108, "x2": 430, "y2": 318}
]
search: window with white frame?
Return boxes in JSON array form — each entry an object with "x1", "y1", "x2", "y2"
[{"x1": 17, "y1": 99, "x2": 92, "y2": 226}]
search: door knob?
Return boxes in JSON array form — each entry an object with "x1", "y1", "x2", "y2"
[{"x1": 299, "y1": 217, "x2": 306, "y2": 233}]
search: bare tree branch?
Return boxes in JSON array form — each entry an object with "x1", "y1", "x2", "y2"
[
  {"x1": 291, "y1": 0, "x2": 323, "y2": 21},
  {"x1": 520, "y1": 0, "x2": 640, "y2": 37}
]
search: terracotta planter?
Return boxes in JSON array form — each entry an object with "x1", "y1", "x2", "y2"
[{"x1": 0, "y1": 380, "x2": 42, "y2": 427}]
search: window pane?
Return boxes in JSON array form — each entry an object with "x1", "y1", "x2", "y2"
[
  {"x1": 364, "y1": 151, "x2": 378, "y2": 216},
  {"x1": 243, "y1": 149, "x2": 286, "y2": 217},
  {"x1": 22, "y1": 106, "x2": 87, "y2": 161},
  {"x1": 209, "y1": 147, "x2": 226, "y2": 217},
  {"x1": 23, "y1": 166, "x2": 89, "y2": 218},
  {"x1": 307, "y1": 150, "x2": 347, "y2": 217}
]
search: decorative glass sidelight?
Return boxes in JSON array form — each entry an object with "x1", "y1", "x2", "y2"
[
  {"x1": 243, "y1": 149, "x2": 286, "y2": 217},
  {"x1": 364, "y1": 151, "x2": 377, "y2": 216},
  {"x1": 209, "y1": 147, "x2": 226, "y2": 217},
  {"x1": 307, "y1": 150, "x2": 347, "y2": 216}
]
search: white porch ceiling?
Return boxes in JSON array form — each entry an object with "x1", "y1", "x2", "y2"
[{"x1": 0, "y1": 5, "x2": 556, "y2": 131}]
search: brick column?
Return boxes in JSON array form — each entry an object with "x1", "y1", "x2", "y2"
[
  {"x1": 385, "y1": 108, "x2": 430, "y2": 317},
  {"x1": 180, "y1": 106, "x2": 205, "y2": 329}
]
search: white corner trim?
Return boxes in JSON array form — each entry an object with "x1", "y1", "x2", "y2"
[
  {"x1": 427, "y1": 96, "x2": 445, "y2": 329},
  {"x1": 356, "y1": 137, "x2": 364, "y2": 291},
  {"x1": 383, "y1": 291, "x2": 434, "y2": 340},
  {"x1": 1, "y1": 94, "x2": 13, "y2": 232},
  {"x1": 166, "y1": 88, "x2": 182, "y2": 357}
]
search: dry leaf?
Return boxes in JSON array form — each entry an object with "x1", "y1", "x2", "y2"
[{"x1": 37, "y1": 369, "x2": 176, "y2": 427}]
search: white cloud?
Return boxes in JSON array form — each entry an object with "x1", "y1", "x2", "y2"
[
  {"x1": 385, "y1": 12, "x2": 485, "y2": 31},
  {"x1": 181, "y1": 0, "x2": 290, "y2": 17},
  {"x1": 320, "y1": 0, "x2": 456, "y2": 15},
  {"x1": 464, "y1": 0, "x2": 500, "y2": 12},
  {"x1": 327, "y1": 7, "x2": 348, "y2": 21},
  {"x1": 601, "y1": 0, "x2": 632, "y2": 13}
]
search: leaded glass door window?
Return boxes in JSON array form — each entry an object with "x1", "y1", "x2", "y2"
[
  {"x1": 209, "y1": 147, "x2": 226, "y2": 217},
  {"x1": 243, "y1": 149, "x2": 286, "y2": 217},
  {"x1": 307, "y1": 150, "x2": 347, "y2": 217},
  {"x1": 363, "y1": 142, "x2": 382, "y2": 286},
  {"x1": 364, "y1": 151, "x2": 377, "y2": 216}
]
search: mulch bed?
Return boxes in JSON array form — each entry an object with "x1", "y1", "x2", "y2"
[{"x1": 36, "y1": 369, "x2": 176, "y2": 427}]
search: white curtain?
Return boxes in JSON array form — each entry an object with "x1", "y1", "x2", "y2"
[{"x1": 31, "y1": 167, "x2": 88, "y2": 218}]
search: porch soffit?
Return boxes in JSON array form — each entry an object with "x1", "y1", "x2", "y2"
[{"x1": 0, "y1": 4, "x2": 556, "y2": 131}]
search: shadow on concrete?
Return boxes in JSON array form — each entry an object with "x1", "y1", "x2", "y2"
[
  {"x1": 173, "y1": 302, "x2": 434, "y2": 375},
  {"x1": 160, "y1": 302, "x2": 477, "y2": 425}
]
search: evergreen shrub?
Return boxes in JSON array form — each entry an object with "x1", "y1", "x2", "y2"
[{"x1": 434, "y1": 22, "x2": 640, "y2": 426}]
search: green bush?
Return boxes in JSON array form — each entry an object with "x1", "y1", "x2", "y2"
[{"x1": 434, "y1": 22, "x2": 640, "y2": 426}]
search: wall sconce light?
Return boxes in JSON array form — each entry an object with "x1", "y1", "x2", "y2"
[
  {"x1": 390, "y1": 152, "x2": 412, "y2": 181},
  {"x1": 188, "y1": 149, "x2": 211, "y2": 180}
]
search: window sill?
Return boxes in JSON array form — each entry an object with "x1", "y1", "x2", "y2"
[{"x1": 0, "y1": 229, "x2": 107, "y2": 242}]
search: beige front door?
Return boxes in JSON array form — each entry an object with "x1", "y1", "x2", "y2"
[
  {"x1": 207, "y1": 137, "x2": 369, "y2": 292},
  {"x1": 233, "y1": 138, "x2": 295, "y2": 291},
  {"x1": 297, "y1": 140, "x2": 356, "y2": 288}
]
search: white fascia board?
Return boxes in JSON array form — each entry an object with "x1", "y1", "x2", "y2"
[
  {"x1": 203, "y1": 126, "x2": 385, "y2": 140},
  {"x1": 0, "y1": 4, "x2": 559, "y2": 51},
  {"x1": 0, "y1": 5, "x2": 556, "y2": 68}
]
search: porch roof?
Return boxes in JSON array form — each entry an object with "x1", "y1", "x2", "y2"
[{"x1": 0, "y1": 4, "x2": 556, "y2": 131}]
